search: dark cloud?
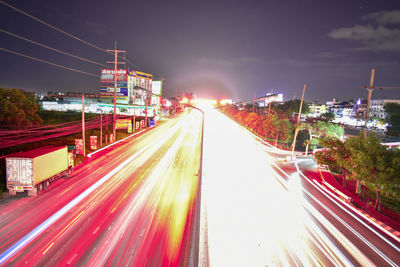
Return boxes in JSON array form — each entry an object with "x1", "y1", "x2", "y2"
[
  {"x1": 328, "y1": 10, "x2": 400, "y2": 53},
  {"x1": 363, "y1": 10, "x2": 400, "y2": 25}
]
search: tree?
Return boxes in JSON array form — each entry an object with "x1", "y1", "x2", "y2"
[
  {"x1": 244, "y1": 112, "x2": 260, "y2": 130},
  {"x1": 0, "y1": 88, "x2": 42, "y2": 129},
  {"x1": 315, "y1": 136, "x2": 352, "y2": 187},
  {"x1": 344, "y1": 134, "x2": 400, "y2": 211},
  {"x1": 319, "y1": 112, "x2": 335, "y2": 122},
  {"x1": 384, "y1": 103, "x2": 400, "y2": 136},
  {"x1": 235, "y1": 110, "x2": 248, "y2": 126},
  {"x1": 276, "y1": 99, "x2": 310, "y2": 117},
  {"x1": 298, "y1": 121, "x2": 344, "y2": 155}
]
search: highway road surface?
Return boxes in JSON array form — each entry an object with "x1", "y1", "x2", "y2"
[
  {"x1": 199, "y1": 106, "x2": 400, "y2": 266},
  {"x1": 1, "y1": 105, "x2": 400, "y2": 266},
  {"x1": 0, "y1": 109, "x2": 202, "y2": 266}
]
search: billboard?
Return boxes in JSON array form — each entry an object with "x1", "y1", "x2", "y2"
[
  {"x1": 152, "y1": 81, "x2": 162, "y2": 106},
  {"x1": 152, "y1": 81, "x2": 162, "y2": 95},
  {"x1": 116, "y1": 119, "x2": 131, "y2": 129},
  {"x1": 100, "y1": 69, "x2": 129, "y2": 101}
]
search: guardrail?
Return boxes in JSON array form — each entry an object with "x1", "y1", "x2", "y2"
[{"x1": 322, "y1": 180, "x2": 353, "y2": 204}]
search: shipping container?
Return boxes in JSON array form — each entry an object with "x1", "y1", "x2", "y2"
[{"x1": 6, "y1": 146, "x2": 74, "y2": 196}]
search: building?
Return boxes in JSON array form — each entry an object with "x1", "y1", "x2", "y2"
[
  {"x1": 370, "y1": 99, "x2": 400, "y2": 119},
  {"x1": 99, "y1": 69, "x2": 153, "y2": 105},
  {"x1": 308, "y1": 101, "x2": 328, "y2": 116},
  {"x1": 329, "y1": 100, "x2": 355, "y2": 118}
]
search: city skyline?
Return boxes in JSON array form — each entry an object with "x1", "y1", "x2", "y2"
[{"x1": 1, "y1": 0, "x2": 400, "y2": 102}]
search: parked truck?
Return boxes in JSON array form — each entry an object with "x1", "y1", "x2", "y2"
[{"x1": 6, "y1": 146, "x2": 74, "y2": 196}]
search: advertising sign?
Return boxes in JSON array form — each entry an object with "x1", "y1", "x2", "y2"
[
  {"x1": 116, "y1": 119, "x2": 131, "y2": 129},
  {"x1": 75, "y1": 139, "x2": 84, "y2": 155},
  {"x1": 127, "y1": 123, "x2": 133, "y2": 133},
  {"x1": 100, "y1": 69, "x2": 129, "y2": 101},
  {"x1": 152, "y1": 81, "x2": 162, "y2": 95},
  {"x1": 90, "y1": 136, "x2": 98, "y2": 150},
  {"x1": 136, "y1": 121, "x2": 140, "y2": 130}
]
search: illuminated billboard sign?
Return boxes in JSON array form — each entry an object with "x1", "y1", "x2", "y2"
[
  {"x1": 100, "y1": 69, "x2": 129, "y2": 100},
  {"x1": 152, "y1": 81, "x2": 162, "y2": 95},
  {"x1": 136, "y1": 71, "x2": 153, "y2": 80},
  {"x1": 151, "y1": 81, "x2": 162, "y2": 106}
]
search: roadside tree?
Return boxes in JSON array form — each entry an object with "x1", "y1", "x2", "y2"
[
  {"x1": 384, "y1": 103, "x2": 400, "y2": 136},
  {"x1": 0, "y1": 88, "x2": 42, "y2": 129}
]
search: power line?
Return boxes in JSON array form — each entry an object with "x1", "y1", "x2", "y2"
[
  {"x1": 0, "y1": 47, "x2": 100, "y2": 77},
  {"x1": 0, "y1": 28, "x2": 110, "y2": 68},
  {"x1": 0, "y1": 0, "x2": 108, "y2": 53},
  {"x1": 0, "y1": 0, "x2": 135, "y2": 66}
]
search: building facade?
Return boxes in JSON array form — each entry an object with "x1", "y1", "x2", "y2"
[
  {"x1": 309, "y1": 102, "x2": 328, "y2": 116},
  {"x1": 100, "y1": 69, "x2": 153, "y2": 105},
  {"x1": 369, "y1": 99, "x2": 400, "y2": 119}
]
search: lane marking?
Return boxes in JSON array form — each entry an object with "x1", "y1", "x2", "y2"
[{"x1": 87, "y1": 129, "x2": 146, "y2": 158}]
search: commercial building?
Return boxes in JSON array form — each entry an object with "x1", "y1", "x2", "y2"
[
  {"x1": 308, "y1": 102, "x2": 328, "y2": 116},
  {"x1": 99, "y1": 69, "x2": 153, "y2": 105},
  {"x1": 369, "y1": 99, "x2": 400, "y2": 119}
]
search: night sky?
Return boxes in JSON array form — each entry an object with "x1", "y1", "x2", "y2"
[{"x1": 1, "y1": 0, "x2": 400, "y2": 102}]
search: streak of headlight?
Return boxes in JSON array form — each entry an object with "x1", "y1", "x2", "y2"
[
  {"x1": 274, "y1": 161, "x2": 394, "y2": 266},
  {"x1": 86, "y1": 112, "x2": 198, "y2": 265},
  {"x1": 294, "y1": 160, "x2": 400, "y2": 258},
  {"x1": 0, "y1": 115, "x2": 188, "y2": 264},
  {"x1": 313, "y1": 176, "x2": 400, "y2": 244},
  {"x1": 305, "y1": 186, "x2": 397, "y2": 266},
  {"x1": 203, "y1": 109, "x2": 316, "y2": 266}
]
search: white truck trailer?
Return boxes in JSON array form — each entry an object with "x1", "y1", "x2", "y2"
[{"x1": 6, "y1": 146, "x2": 74, "y2": 196}]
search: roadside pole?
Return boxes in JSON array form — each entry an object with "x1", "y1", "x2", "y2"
[
  {"x1": 133, "y1": 95, "x2": 136, "y2": 132},
  {"x1": 82, "y1": 94, "x2": 86, "y2": 157},
  {"x1": 363, "y1": 68, "x2": 375, "y2": 137},
  {"x1": 291, "y1": 84, "x2": 306, "y2": 156},
  {"x1": 100, "y1": 109, "x2": 103, "y2": 147},
  {"x1": 106, "y1": 41, "x2": 126, "y2": 143},
  {"x1": 105, "y1": 113, "x2": 108, "y2": 143}
]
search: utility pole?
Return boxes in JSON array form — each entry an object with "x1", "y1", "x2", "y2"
[
  {"x1": 362, "y1": 69, "x2": 375, "y2": 137},
  {"x1": 82, "y1": 94, "x2": 86, "y2": 157},
  {"x1": 105, "y1": 113, "x2": 109, "y2": 143},
  {"x1": 360, "y1": 68, "x2": 400, "y2": 137},
  {"x1": 106, "y1": 41, "x2": 126, "y2": 143},
  {"x1": 291, "y1": 84, "x2": 306, "y2": 156},
  {"x1": 100, "y1": 109, "x2": 103, "y2": 147},
  {"x1": 133, "y1": 94, "x2": 136, "y2": 132}
]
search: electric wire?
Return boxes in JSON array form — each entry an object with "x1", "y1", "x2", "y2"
[
  {"x1": 0, "y1": 0, "x2": 107, "y2": 53},
  {"x1": 0, "y1": 0, "x2": 135, "y2": 65},
  {"x1": 0, "y1": 28, "x2": 110, "y2": 68},
  {"x1": 0, "y1": 47, "x2": 100, "y2": 77}
]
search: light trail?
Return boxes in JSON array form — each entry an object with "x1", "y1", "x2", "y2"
[
  {"x1": 294, "y1": 160, "x2": 400, "y2": 254},
  {"x1": 271, "y1": 159, "x2": 398, "y2": 266},
  {"x1": 0, "y1": 117, "x2": 187, "y2": 264},
  {"x1": 201, "y1": 107, "x2": 399, "y2": 266}
]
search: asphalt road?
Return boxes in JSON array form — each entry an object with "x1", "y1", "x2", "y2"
[
  {"x1": 1, "y1": 106, "x2": 399, "y2": 266},
  {"x1": 0, "y1": 109, "x2": 203, "y2": 266},
  {"x1": 199, "y1": 107, "x2": 400, "y2": 266}
]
